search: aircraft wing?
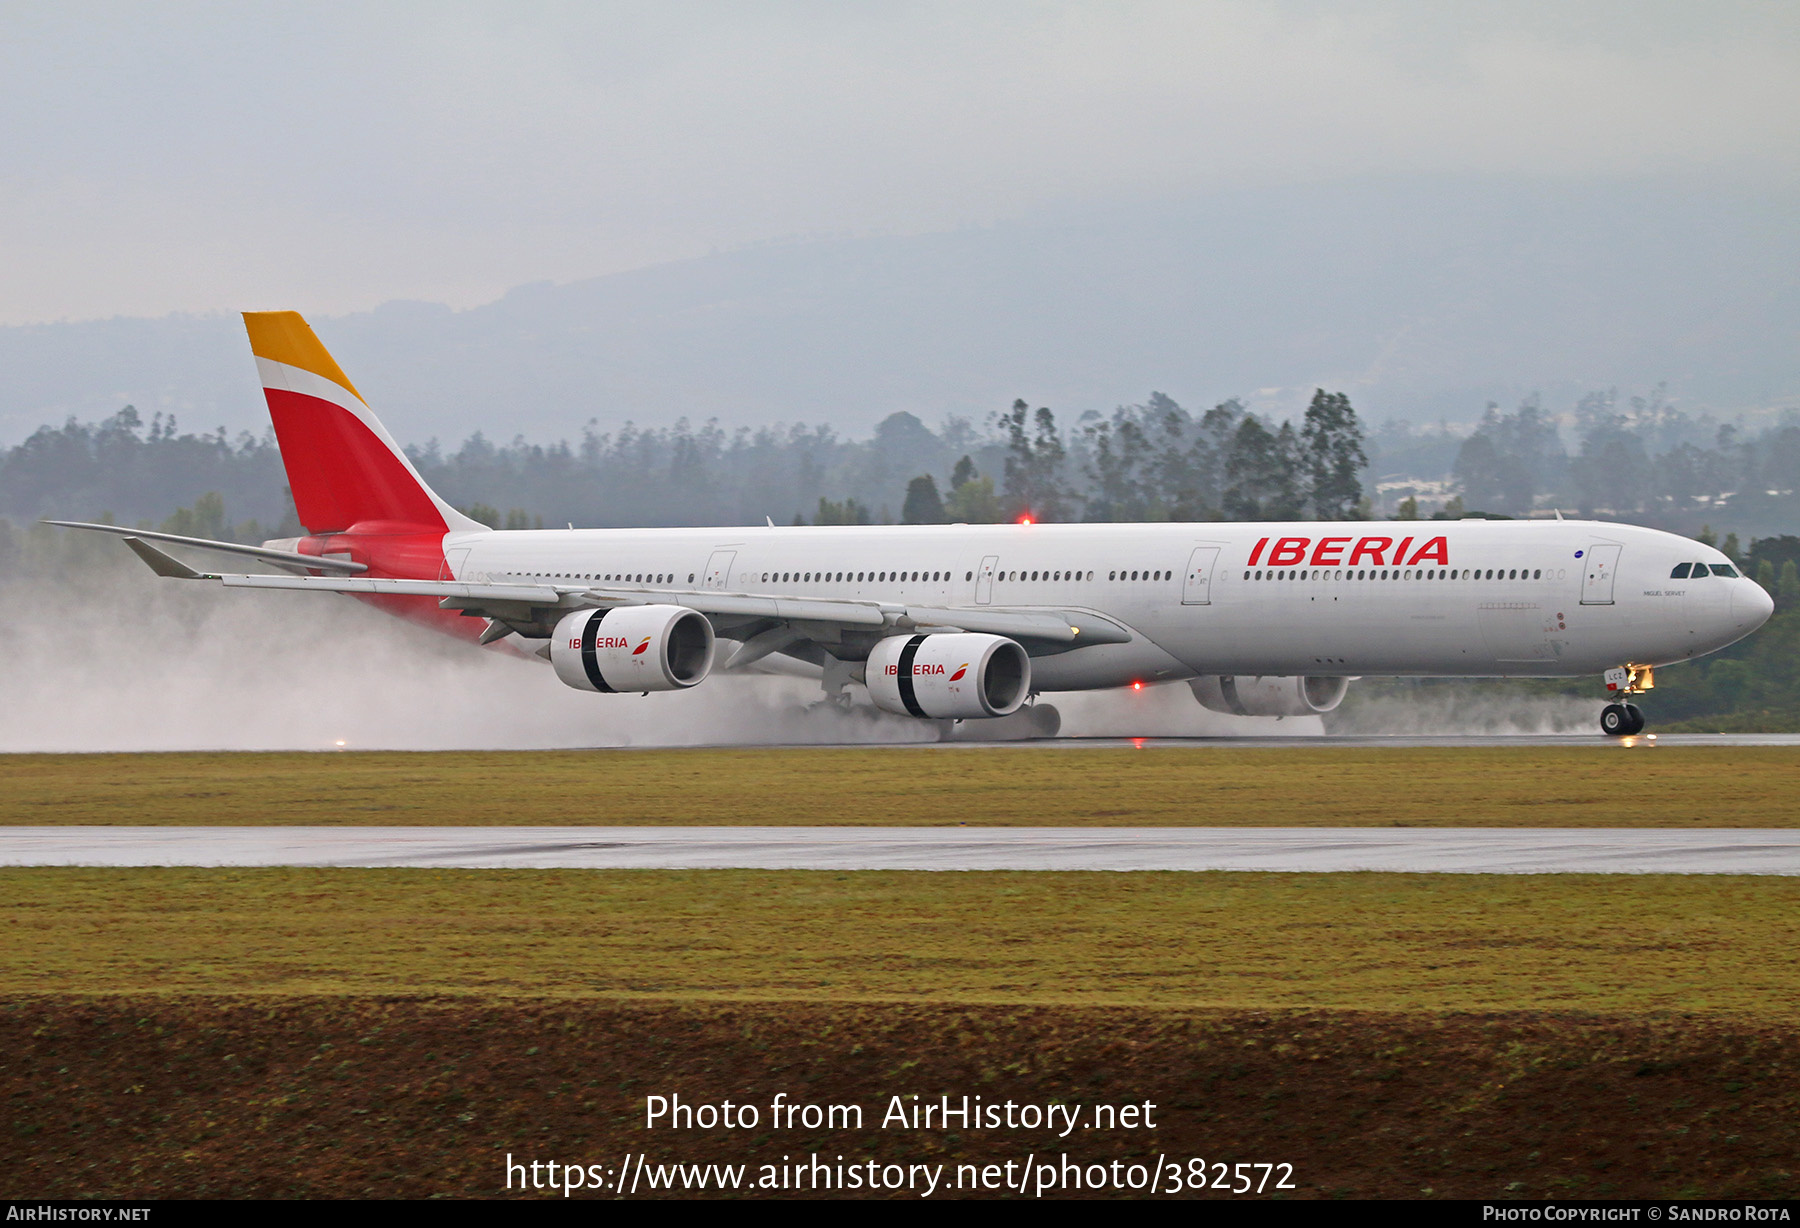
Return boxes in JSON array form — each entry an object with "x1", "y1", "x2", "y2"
[{"x1": 111, "y1": 534, "x2": 1132, "y2": 649}]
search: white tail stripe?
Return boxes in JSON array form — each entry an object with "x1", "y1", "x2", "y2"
[{"x1": 256, "y1": 356, "x2": 371, "y2": 415}]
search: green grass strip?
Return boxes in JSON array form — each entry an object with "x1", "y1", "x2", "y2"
[
  {"x1": 3, "y1": 745, "x2": 1798, "y2": 827},
  {"x1": 4, "y1": 867, "x2": 1797, "y2": 1016}
]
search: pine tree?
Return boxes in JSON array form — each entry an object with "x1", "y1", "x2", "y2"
[
  {"x1": 901, "y1": 474, "x2": 946, "y2": 524},
  {"x1": 999, "y1": 399, "x2": 1071, "y2": 521},
  {"x1": 1300, "y1": 389, "x2": 1368, "y2": 520},
  {"x1": 1222, "y1": 416, "x2": 1303, "y2": 520}
]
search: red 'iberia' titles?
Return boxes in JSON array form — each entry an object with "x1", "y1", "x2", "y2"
[{"x1": 1246, "y1": 535, "x2": 1450, "y2": 568}]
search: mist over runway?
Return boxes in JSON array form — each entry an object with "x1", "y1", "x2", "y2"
[{"x1": 6, "y1": 826, "x2": 1798, "y2": 875}]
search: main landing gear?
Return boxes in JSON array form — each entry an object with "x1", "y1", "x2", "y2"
[
  {"x1": 1600, "y1": 702, "x2": 1645, "y2": 737},
  {"x1": 1600, "y1": 664, "x2": 1653, "y2": 737}
]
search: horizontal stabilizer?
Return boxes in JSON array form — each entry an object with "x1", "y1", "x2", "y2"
[{"x1": 44, "y1": 520, "x2": 368, "y2": 574}]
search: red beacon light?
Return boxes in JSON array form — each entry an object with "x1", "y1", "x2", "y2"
[
  {"x1": 1131, "y1": 681, "x2": 1143, "y2": 691},
  {"x1": 1017, "y1": 515, "x2": 1034, "y2": 526}
]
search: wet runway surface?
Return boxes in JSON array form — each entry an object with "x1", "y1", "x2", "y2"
[
  {"x1": 917, "y1": 733, "x2": 1800, "y2": 750},
  {"x1": 4, "y1": 826, "x2": 1798, "y2": 874}
]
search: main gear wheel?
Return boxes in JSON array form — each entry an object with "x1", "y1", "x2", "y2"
[{"x1": 1600, "y1": 702, "x2": 1645, "y2": 737}]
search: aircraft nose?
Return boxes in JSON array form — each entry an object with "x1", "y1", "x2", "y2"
[{"x1": 1733, "y1": 580, "x2": 1775, "y2": 632}]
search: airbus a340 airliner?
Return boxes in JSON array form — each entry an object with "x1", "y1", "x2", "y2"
[{"x1": 54, "y1": 312, "x2": 1774, "y2": 738}]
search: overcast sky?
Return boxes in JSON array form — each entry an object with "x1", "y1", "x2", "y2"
[{"x1": 3, "y1": 1, "x2": 1797, "y2": 327}]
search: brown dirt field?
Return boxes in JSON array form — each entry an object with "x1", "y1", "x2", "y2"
[{"x1": 3, "y1": 996, "x2": 1797, "y2": 1200}]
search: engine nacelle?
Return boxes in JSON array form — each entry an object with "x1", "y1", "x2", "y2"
[
  {"x1": 1189, "y1": 675, "x2": 1349, "y2": 717},
  {"x1": 866, "y1": 633, "x2": 1031, "y2": 719},
  {"x1": 550, "y1": 605, "x2": 715, "y2": 693}
]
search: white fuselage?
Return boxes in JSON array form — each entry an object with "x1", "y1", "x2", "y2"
[{"x1": 449, "y1": 518, "x2": 1770, "y2": 691}]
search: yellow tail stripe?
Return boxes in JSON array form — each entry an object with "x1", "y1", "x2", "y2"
[{"x1": 242, "y1": 311, "x2": 365, "y2": 404}]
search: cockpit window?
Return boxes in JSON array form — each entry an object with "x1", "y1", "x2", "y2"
[
  {"x1": 1711, "y1": 563, "x2": 1740, "y2": 578},
  {"x1": 1687, "y1": 562, "x2": 1707, "y2": 579},
  {"x1": 1670, "y1": 563, "x2": 1692, "y2": 579}
]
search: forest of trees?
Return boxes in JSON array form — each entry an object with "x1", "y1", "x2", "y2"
[
  {"x1": 1370, "y1": 386, "x2": 1800, "y2": 537},
  {"x1": 7, "y1": 384, "x2": 1800, "y2": 544},
  {"x1": 0, "y1": 390, "x2": 1373, "y2": 536}
]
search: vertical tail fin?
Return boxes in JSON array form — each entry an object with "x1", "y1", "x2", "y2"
[{"x1": 243, "y1": 311, "x2": 483, "y2": 535}]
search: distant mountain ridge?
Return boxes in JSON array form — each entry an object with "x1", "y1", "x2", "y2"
[{"x1": 2, "y1": 176, "x2": 1795, "y2": 449}]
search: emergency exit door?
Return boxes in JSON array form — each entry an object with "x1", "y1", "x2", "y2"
[
  {"x1": 1580, "y1": 543, "x2": 1621, "y2": 605},
  {"x1": 1182, "y1": 546, "x2": 1221, "y2": 604}
]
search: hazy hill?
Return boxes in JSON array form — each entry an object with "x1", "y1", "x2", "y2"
[{"x1": 2, "y1": 177, "x2": 1795, "y2": 448}]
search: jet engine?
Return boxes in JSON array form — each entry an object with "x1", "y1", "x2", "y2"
[
  {"x1": 1189, "y1": 675, "x2": 1349, "y2": 717},
  {"x1": 550, "y1": 605, "x2": 715, "y2": 693},
  {"x1": 866, "y1": 633, "x2": 1031, "y2": 719}
]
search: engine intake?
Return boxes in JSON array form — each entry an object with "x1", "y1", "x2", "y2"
[
  {"x1": 866, "y1": 633, "x2": 1031, "y2": 720},
  {"x1": 1189, "y1": 675, "x2": 1349, "y2": 717},
  {"x1": 551, "y1": 605, "x2": 715, "y2": 693}
]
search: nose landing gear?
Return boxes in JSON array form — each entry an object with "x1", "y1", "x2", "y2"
[{"x1": 1600, "y1": 665, "x2": 1653, "y2": 737}]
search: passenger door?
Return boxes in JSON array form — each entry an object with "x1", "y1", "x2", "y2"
[
  {"x1": 1580, "y1": 543, "x2": 1621, "y2": 605},
  {"x1": 1182, "y1": 546, "x2": 1220, "y2": 605},
  {"x1": 975, "y1": 554, "x2": 998, "y2": 604},
  {"x1": 703, "y1": 550, "x2": 736, "y2": 591}
]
